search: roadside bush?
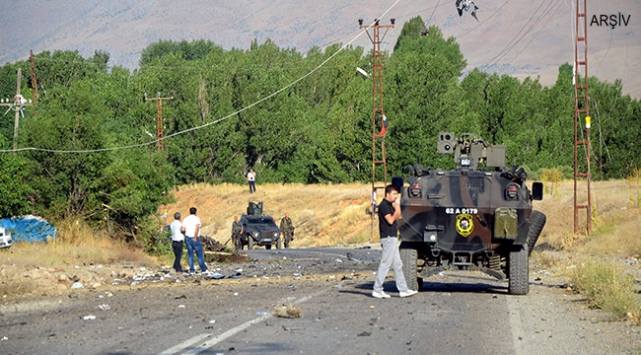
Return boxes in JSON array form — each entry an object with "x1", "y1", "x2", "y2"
[
  {"x1": 539, "y1": 167, "x2": 565, "y2": 196},
  {"x1": 627, "y1": 168, "x2": 641, "y2": 207},
  {"x1": 571, "y1": 260, "x2": 641, "y2": 323}
]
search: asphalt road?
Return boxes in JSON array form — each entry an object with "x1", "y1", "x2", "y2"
[{"x1": 1, "y1": 247, "x2": 640, "y2": 354}]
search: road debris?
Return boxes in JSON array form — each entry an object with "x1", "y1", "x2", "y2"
[{"x1": 274, "y1": 302, "x2": 301, "y2": 318}]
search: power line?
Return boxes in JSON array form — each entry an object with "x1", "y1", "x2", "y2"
[
  {"x1": 451, "y1": 0, "x2": 512, "y2": 39},
  {"x1": 483, "y1": 0, "x2": 561, "y2": 69},
  {"x1": 510, "y1": 0, "x2": 565, "y2": 62}
]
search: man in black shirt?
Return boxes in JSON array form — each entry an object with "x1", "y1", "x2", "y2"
[{"x1": 372, "y1": 185, "x2": 418, "y2": 299}]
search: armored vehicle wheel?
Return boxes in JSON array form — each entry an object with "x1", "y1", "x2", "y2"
[
  {"x1": 266, "y1": 244, "x2": 272, "y2": 250},
  {"x1": 526, "y1": 211, "x2": 547, "y2": 256},
  {"x1": 508, "y1": 245, "x2": 529, "y2": 295},
  {"x1": 400, "y1": 244, "x2": 420, "y2": 291},
  {"x1": 277, "y1": 238, "x2": 282, "y2": 249},
  {"x1": 248, "y1": 237, "x2": 254, "y2": 250}
]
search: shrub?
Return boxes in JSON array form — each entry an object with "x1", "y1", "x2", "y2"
[{"x1": 571, "y1": 260, "x2": 641, "y2": 322}]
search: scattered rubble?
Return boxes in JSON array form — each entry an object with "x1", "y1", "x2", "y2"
[{"x1": 274, "y1": 302, "x2": 302, "y2": 318}]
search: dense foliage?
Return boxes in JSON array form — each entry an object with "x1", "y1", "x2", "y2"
[{"x1": 0, "y1": 17, "x2": 639, "y2": 243}]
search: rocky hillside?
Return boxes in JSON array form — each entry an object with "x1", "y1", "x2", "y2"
[{"x1": 2, "y1": 0, "x2": 639, "y2": 97}]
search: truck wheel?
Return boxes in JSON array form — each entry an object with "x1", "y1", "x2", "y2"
[
  {"x1": 526, "y1": 210, "x2": 547, "y2": 256},
  {"x1": 508, "y1": 245, "x2": 529, "y2": 295},
  {"x1": 400, "y1": 245, "x2": 420, "y2": 291},
  {"x1": 248, "y1": 237, "x2": 254, "y2": 250}
]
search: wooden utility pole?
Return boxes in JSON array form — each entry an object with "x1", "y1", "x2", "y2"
[
  {"x1": 359, "y1": 17, "x2": 395, "y2": 240},
  {"x1": 0, "y1": 68, "x2": 34, "y2": 151},
  {"x1": 144, "y1": 92, "x2": 173, "y2": 151},
  {"x1": 30, "y1": 50, "x2": 39, "y2": 107}
]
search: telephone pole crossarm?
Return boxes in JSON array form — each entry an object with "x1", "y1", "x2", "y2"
[{"x1": 0, "y1": 68, "x2": 35, "y2": 151}]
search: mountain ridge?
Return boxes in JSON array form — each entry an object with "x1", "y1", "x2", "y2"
[{"x1": 1, "y1": 0, "x2": 639, "y2": 97}]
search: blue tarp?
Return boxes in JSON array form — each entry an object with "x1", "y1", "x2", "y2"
[{"x1": 0, "y1": 216, "x2": 57, "y2": 242}]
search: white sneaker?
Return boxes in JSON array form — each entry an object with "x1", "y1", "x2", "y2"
[
  {"x1": 399, "y1": 290, "x2": 418, "y2": 298},
  {"x1": 372, "y1": 291, "x2": 391, "y2": 299}
]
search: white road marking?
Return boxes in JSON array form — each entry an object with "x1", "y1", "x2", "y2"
[
  {"x1": 158, "y1": 288, "x2": 330, "y2": 355},
  {"x1": 157, "y1": 333, "x2": 211, "y2": 355}
]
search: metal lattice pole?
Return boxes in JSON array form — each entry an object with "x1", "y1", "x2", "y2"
[
  {"x1": 359, "y1": 18, "x2": 395, "y2": 241},
  {"x1": 144, "y1": 92, "x2": 173, "y2": 151},
  {"x1": 573, "y1": 0, "x2": 592, "y2": 234}
]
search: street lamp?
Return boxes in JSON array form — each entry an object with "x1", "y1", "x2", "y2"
[{"x1": 356, "y1": 67, "x2": 370, "y2": 78}]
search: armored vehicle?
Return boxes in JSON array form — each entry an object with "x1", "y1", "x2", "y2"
[
  {"x1": 396, "y1": 133, "x2": 546, "y2": 295},
  {"x1": 238, "y1": 202, "x2": 281, "y2": 250}
]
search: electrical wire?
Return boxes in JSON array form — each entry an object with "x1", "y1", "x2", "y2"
[
  {"x1": 451, "y1": 0, "x2": 512, "y2": 40},
  {"x1": 427, "y1": 0, "x2": 441, "y2": 24},
  {"x1": 0, "y1": 0, "x2": 403, "y2": 154},
  {"x1": 482, "y1": 0, "x2": 562, "y2": 70},
  {"x1": 506, "y1": 0, "x2": 565, "y2": 63}
]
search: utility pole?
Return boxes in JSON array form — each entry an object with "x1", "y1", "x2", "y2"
[
  {"x1": 359, "y1": 17, "x2": 395, "y2": 240},
  {"x1": 573, "y1": 0, "x2": 592, "y2": 234},
  {"x1": 144, "y1": 92, "x2": 173, "y2": 151},
  {"x1": 30, "y1": 50, "x2": 39, "y2": 108},
  {"x1": 0, "y1": 68, "x2": 34, "y2": 151}
]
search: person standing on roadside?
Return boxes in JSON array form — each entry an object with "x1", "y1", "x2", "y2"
[
  {"x1": 182, "y1": 207, "x2": 208, "y2": 274},
  {"x1": 169, "y1": 212, "x2": 185, "y2": 274},
  {"x1": 279, "y1": 212, "x2": 295, "y2": 248},
  {"x1": 372, "y1": 185, "x2": 418, "y2": 299},
  {"x1": 231, "y1": 215, "x2": 244, "y2": 251},
  {"x1": 247, "y1": 168, "x2": 256, "y2": 193}
]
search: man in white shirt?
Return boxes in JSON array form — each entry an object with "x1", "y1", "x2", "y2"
[
  {"x1": 169, "y1": 212, "x2": 185, "y2": 273},
  {"x1": 182, "y1": 207, "x2": 208, "y2": 274},
  {"x1": 247, "y1": 168, "x2": 256, "y2": 193}
]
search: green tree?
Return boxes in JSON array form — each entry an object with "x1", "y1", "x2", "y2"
[
  {"x1": 386, "y1": 21, "x2": 467, "y2": 173},
  {"x1": 0, "y1": 137, "x2": 32, "y2": 217}
]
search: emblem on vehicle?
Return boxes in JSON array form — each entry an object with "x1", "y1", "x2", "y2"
[{"x1": 456, "y1": 213, "x2": 474, "y2": 237}]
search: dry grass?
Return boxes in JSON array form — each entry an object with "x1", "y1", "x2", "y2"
[
  {"x1": 533, "y1": 178, "x2": 641, "y2": 323},
  {"x1": 162, "y1": 182, "x2": 376, "y2": 248},
  {"x1": 627, "y1": 168, "x2": 641, "y2": 208},
  {"x1": 571, "y1": 260, "x2": 641, "y2": 323},
  {"x1": 535, "y1": 179, "x2": 641, "y2": 257},
  {"x1": 0, "y1": 219, "x2": 156, "y2": 274},
  {"x1": 3, "y1": 179, "x2": 638, "y2": 266}
]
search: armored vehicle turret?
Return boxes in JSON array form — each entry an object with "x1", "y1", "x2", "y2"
[{"x1": 395, "y1": 132, "x2": 546, "y2": 295}]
